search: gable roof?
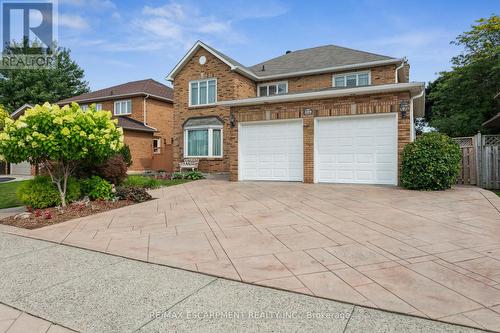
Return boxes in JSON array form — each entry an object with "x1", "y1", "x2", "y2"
[
  {"x1": 117, "y1": 116, "x2": 156, "y2": 133},
  {"x1": 167, "y1": 41, "x2": 403, "y2": 82},
  {"x1": 58, "y1": 79, "x2": 173, "y2": 105},
  {"x1": 11, "y1": 104, "x2": 33, "y2": 119}
]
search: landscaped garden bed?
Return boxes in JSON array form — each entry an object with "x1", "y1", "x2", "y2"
[
  {"x1": 0, "y1": 103, "x2": 205, "y2": 230},
  {"x1": 0, "y1": 199, "x2": 135, "y2": 229}
]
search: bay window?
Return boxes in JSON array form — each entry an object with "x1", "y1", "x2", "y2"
[
  {"x1": 333, "y1": 72, "x2": 370, "y2": 88},
  {"x1": 184, "y1": 127, "x2": 223, "y2": 158},
  {"x1": 190, "y1": 79, "x2": 217, "y2": 106}
]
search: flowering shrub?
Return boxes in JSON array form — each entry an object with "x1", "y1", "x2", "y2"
[{"x1": 0, "y1": 103, "x2": 123, "y2": 206}]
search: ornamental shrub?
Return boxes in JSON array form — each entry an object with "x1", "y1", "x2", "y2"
[
  {"x1": 118, "y1": 144, "x2": 132, "y2": 167},
  {"x1": 17, "y1": 176, "x2": 81, "y2": 208},
  {"x1": 401, "y1": 132, "x2": 461, "y2": 190},
  {"x1": 184, "y1": 171, "x2": 205, "y2": 180},
  {"x1": 115, "y1": 186, "x2": 152, "y2": 202},
  {"x1": 81, "y1": 176, "x2": 113, "y2": 200},
  {"x1": 95, "y1": 155, "x2": 128, "y2": 185},
  {"x1": 171, "y1": 172, "x2": 184, "y2": 179}
]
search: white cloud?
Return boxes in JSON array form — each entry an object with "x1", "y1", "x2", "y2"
[
  {"x1": 65, "y1": 1, "x2": 286, "y2": 53},
  {"x1": 139, "y1": 2, "x2": 234, "y2": 43},
  {"x1": 59, "y1": 14, "x2": 89, "y2": 30}
]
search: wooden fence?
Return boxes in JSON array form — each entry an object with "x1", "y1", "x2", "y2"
[{"x1": 453, "y1": 133, "x2": 500, "y2": 189}]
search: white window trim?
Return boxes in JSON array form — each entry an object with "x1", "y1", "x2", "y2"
[
  {"x1": 114, "y1": 99, "x2": 132, "y2": 116},
  {"x1": 183, "y1": 125, "x2": 223, "y2": 158},
  {"x1": 257, "y1": 81, "x2": 288, "y2": 97},
  {"x1": 332, "y1": 71, "x2": 371, "y2": 87},
  {"x1": 80, "y1": 104, "x2": 89, "y2": 111},
  {"x1": 188, "y1": 78, "x2": 217, "y2": 107},
  {"x1": 153, "y1": 138, "x2": 161, "y2": 154},
  {"x1": 95, "y1": 103, "x2": 102, "y2": 111}
]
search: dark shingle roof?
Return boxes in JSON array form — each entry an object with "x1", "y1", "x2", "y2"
[
  {"x1": 117, "y1": 116, "x2": 155, "y2": 133},
  {"x1": 58, "y1": 79, "x2": 173, "y2": 104},
  {"x1": 248, "y1": 45, "x2": 395, "y2": 77}
]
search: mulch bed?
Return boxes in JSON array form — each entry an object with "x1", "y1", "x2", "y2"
[{"x1": 0, "y1": 199, "x2": 141, "y2": 229}]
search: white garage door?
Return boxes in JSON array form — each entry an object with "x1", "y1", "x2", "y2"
[
  {"x1": 10, "y1": 161, "x2": 31, "y2": 175},
  {"x1": 239, "y1": 120, "x2": 303, "y2": 181},
  {"x1": 315, "y1": 114, "x2": 398, "y2": 185}
]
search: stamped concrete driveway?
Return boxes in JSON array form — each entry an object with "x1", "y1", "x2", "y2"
[{"x1": 7, "y1": 180, "x2": 500, "y2": 332}]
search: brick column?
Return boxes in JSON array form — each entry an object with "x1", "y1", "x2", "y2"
[
  {"x1": 229, "y1": 112, "x2": 239, "y2": 181},
  {"x1": 303, "y1": 114, "x2": 314, "y2": 183}
]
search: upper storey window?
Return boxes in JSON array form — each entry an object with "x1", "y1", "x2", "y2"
[
  {"x1": 190, "y1": 79, "x2": 217, "y2": 106},
  {"x1": 333, "y1": 71, "x2": 370, "y2": 88},
  {"x1": 114, "y1": 100, "x2": 132, "y2": 116},
  {"x1": 257, "y1": 81, "x2": 288, "y2": 97}
]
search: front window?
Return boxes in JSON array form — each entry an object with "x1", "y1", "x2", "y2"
[
  {"x1": 80, "y1": 104, "x2": 89, "y2": 111},
  {"x1": 95, "y1": 103, "x2": 102, "y2": 111},
  {"x1": 190, "y1": 79, "x2": 217, "y2": 106},
  {"x1": 258, "y1": 81, "x2": 288, "y2": 96},
  {"x1": 333, "y1": 72, "x2": 370, "y2": 88},
  {"x1": 153, "y1": 139, "x2": 161, "y2": 154},
  {"x1": 184, "y1": 127, "x2": 222, "y2": 158},
  {"x1": 114, "y1": 100, "x2": 132, "y2": 115}
]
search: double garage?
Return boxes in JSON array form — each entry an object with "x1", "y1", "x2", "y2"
[{"x1": 238, "y1": 113, "x2": 398, "y2": 185}]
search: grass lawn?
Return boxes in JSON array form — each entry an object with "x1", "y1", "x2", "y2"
[
  {"x1": 123, "y1": 175, "x2": 191, "y2": 189},
  {"x1": 0, "y1": 180, "x2": 29, "y2": 209},
  {"x1": 495, "y1": 191, "x2": 500, "y2": 197}
]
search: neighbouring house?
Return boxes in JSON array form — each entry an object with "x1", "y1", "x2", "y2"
[
  {"x1": 2, "y1": 104, "x2": 35, "y2": 175},
  {"x1": 167, "y1": 41, "x2": 425, "y2": 185},
  {"x1": 58, "y1": 79, "x2": 174, "y2": 173}
]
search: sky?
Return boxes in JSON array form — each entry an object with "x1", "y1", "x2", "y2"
[{"x1": 53, "y1": 0, "x2": 499, "y2": 90}]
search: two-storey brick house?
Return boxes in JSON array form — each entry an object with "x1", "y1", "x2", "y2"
[
  {"x1": 58, "y1": 79, "x2": 174, "y2": 172},
  {"x1": 168, "y1": 41, "x2": 425, "y2": 185}
]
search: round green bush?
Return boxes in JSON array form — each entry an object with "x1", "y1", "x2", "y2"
[
  {"x1": 81, "y1": 175, "x2": 113, "y2": 200},
  {"x1": 401, "y1": 132, "x2": 461, "y2": 190},
  {"x1": 17, "y1": 176, "x2": 81, "y2": 208}
]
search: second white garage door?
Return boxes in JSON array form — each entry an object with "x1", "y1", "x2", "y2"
[
  {"x1": 315, "y1": 114, "x2": 398, "y2": 185},
  {"x1": 239, "y1": 120, "x2": 303, "y2": 181}
]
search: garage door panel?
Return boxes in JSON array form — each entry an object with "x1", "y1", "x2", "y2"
[
  {"x1": 240, "y1": 121, "x2": 303, "y2": 181},
  {"x1": 316, "y1": 115, "x2": 397, "y2": 185}
]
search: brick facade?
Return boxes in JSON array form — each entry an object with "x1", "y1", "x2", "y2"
[
  {"x1": 123, "y1": 129, "x2": 153, "y2": 171},
  {"x1": 230, "y1": 92, "x2": 410, "y2": 183},
  {"x1": 172, "y1": 48, "x2": 255, "y2": 173},
  {"x1": 172, "y1": 44, "x2": 415, "y2": 184},
  {"x1": 258, "y1": 64, "x2": 398, "y2": 94},
  {"x1": 64, "y1": 95, "x2": 174, "y2": 172}
]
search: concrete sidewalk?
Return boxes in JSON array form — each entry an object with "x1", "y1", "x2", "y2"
[{"x1": 0, "y1": 232, "x2": 486, "y2": 333}]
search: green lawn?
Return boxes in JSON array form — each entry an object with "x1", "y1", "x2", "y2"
[
  {"x1": 0, "y1": 180, "x2": 29, "y2": 209},
  {"x1": 495, "y1": 191, "x2": 500, "y2": 197},
  {"x1": 123, "y1": 175, "x2": 191, "y2": 189}
]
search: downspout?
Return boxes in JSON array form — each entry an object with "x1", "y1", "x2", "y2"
[
  {"x1": 395, "y1": 58, "x2": 405, "y2": 83},
  {"x1": 409, "y1": 89, "x2": 425, "y2": 141}
]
